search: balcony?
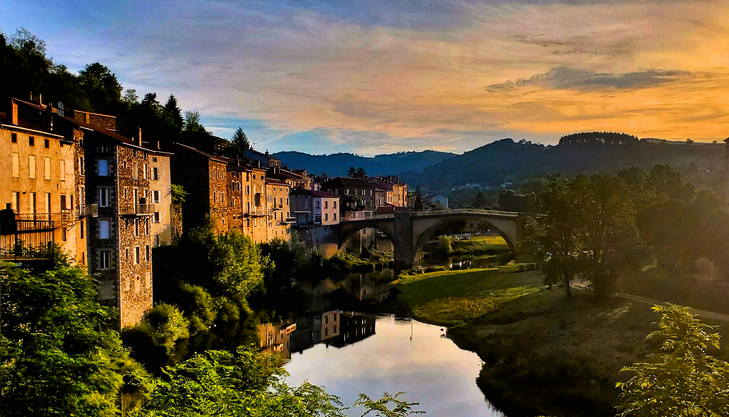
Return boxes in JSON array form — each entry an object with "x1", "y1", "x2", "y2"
[
  {"x1": 120, "y1": 203, "x2": 155, "y2": 216},
  {"x1": 249, "y1": 209, "x2": 270, "y2": 217},
  {"x1": 282, "y1": 216, "x2": 296, "y2": 224}
]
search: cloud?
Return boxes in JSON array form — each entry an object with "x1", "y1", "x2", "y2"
[
  {"x1": 4, "y1": 0, "x2": 729, "y2": 154},
  {"x1": 487, "y1": 67, "x2": 692, "y2": 92}
]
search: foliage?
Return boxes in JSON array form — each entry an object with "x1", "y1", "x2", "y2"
[
  {"x1": 171, "y1": 184, "x2": 187, "y2": 204},
  {"x1": 78, "y1": 62, "x2": 123, "y2": 114},
  {"x1": 178, "y1": 284, "x2": 216, "y2": 333},
  {"x1": 354, "y1": 392, "x2": 424, "y2": 416},
  {"x1": 0, "y1": 262, "x2": 145, "y2": 417},
  {"x1": 559, "y1": 131, "x2": 639, "y2": 146},
  {"x1": 134, "y1": 346, "x2": 422, "y2": 417},
  {"x1": 183, "y1": 110, "x2": 208, "y2": 134},
  {"x1": 616, "y1": 304, "x2": 729, "y2": 417},
  {"x1": 228, "y1": 127, "x2": 251, "y2": 156},
  {"x1": 473, "y1": 192, "x2": 487, "y2": 208}
]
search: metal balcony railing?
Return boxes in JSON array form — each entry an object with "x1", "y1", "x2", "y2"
[
  {"x1": 249, "y1": 209, "x2": 270, "y2": 217},
  {"x1": 120, "y1": 203, "x2": 156, "y2": 216}
]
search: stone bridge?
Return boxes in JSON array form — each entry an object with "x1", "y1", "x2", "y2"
[{"x1": 339, "y1": 209, "x2": 530, "y2": 271}]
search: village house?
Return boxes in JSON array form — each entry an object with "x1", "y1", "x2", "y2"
[
  {"x1": 266, "y1": 177, "x2": 294, "y2": 239},
  {"x1": 290, "y1": 189, "x2": 340, "y2": 226},
  {"x1": 0, "y1": 98, "x2": 87, "y2": 267}
]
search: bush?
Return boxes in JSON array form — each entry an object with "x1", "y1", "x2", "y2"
[
  {"x1": 143, "y1": 303, "x2": 190, "y2": 346},
  {"x1": 178, "y1": 284, "x2": 217, "y2": 332}
]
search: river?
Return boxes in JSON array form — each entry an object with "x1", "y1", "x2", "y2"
[{"x1": 256, "y1": 269, "x2": 505, "y2": 416}]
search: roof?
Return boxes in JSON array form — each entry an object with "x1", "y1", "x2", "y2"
[
  {"x1": 265, "y1": 177, "x2": 290, "y2": 186},
  {"x1": 175, "y1": 143, "x2": 228, "y2": 163},
  {"x1": 311, "y1": 190, "x2": 338, "y2": 198},
  {"x1": 322, "y1": 177, "x2": 387, "y2": 190}
]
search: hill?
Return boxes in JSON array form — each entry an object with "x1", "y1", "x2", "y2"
[
  {"x1": 400, "y1": 136, "x2": 725, "y2": 189},
  {"x1": 273, "y1": 150, "x2": 456, "y2": 177}
]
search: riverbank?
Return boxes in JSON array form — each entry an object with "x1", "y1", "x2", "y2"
[{"x1": 394, "y1": 269, "x2": 729, "y2": 416}]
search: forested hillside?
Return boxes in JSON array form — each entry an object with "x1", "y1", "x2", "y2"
[{"x1": 273, "y1": 150, "x2": 455, "y2": 177}]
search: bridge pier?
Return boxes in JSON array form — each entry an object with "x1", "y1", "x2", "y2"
[{"x1": 393, "y1": 211, "x2": 414, "y2": 273}]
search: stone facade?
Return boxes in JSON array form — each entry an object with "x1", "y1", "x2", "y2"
[{"x1": 267, "y1": 178, "x2": 292, "y2": 240}]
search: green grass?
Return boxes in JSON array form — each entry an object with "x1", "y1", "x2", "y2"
[{"x1": 395, "y1": 269, "x2": 543, "y2": 326}]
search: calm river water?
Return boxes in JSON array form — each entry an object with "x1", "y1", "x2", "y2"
[
  {"x1": 259, "y1": 269, "x2": 504, "y2": 416},
  {"x1": 284, "y1": 314, "x2": 503, "y2": 416}
]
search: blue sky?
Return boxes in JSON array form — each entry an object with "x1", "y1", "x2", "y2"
[{"x1": 3, "y1": 0, "x2": 728, "y2": 155}]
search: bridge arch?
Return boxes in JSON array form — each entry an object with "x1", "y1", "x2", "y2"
[
  {"x1": 338, "y1": 217, "x2": 397, "y2": 253},
  {"x1": 412, "y1": 215, "x2": 517, "y2": 261}
]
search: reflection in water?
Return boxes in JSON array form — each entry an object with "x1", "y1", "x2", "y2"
[
  {"x1": 258, "y1": 311, "x2": 377, "y2": 360},
  {"x1": 283, "y1": 315, "x2": 504, "y2": 417}
]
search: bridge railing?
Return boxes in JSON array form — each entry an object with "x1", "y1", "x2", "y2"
[
  {"x1": 411, "y1": 209, "x2": 520, "y2": 218},
  {"x1": 339, "y1": 209, "x2": 523, "y2": 222}
]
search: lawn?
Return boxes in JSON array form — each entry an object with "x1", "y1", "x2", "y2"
[{"x1": 394, "y1": 269, "x2": 543, "y2": 326}]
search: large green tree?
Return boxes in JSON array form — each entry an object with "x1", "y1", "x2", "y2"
[
  {"x1": 78, "y1": 62, "x2": 123, "y2": 114},
  {"x1": 0, "y1": 262, "x2": 145, "y2": 417}
]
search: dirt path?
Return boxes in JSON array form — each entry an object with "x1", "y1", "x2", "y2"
[{"x1": 571, "y1": 279, "x2": 729, "y2": 323}]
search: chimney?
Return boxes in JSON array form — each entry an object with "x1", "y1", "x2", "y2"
[
  {"x1": 10, "y1": 99, "x2": 18, "y2": 125},
  {"x1": 156, "y1": 141, "x2": 160, "y2": 150},
  {"x1": 137, "y1": 127, "x2": 143, "y2": 147}
]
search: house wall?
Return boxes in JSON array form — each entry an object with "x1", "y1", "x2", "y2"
[{"x1": 150, "y1": 153, "x2": 173, "y2": 247}]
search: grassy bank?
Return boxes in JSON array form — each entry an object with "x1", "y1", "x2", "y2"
[
  {"x1": 394, "y1": 269, "x2": 543, "y2": 326},
  {"x1": 448, "y1": 287, "x2": 729, "y2": 417},
  {"x1": 395, "y1": 268, "x2": 729, "y2": 416}
]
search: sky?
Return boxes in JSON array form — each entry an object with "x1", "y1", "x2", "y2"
[{"x1": 2, "y1": 0, "x2": 729, "y2": 155}]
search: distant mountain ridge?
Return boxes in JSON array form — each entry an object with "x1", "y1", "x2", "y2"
[
  {"x1": 400, "y1": 136, "x2": 725, "y2": 189},
  {"x1": 273, "y1": 150, "x2": 456, "y2": 177}
]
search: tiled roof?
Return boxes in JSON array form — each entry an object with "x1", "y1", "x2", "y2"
[{"x1": 175, "y1": 143, "x2": 228, "y2": 163}]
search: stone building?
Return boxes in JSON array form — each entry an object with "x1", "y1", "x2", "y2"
[
  {"x1": 321, "y1": 177, "x2": 388, "y2": 218},
  {"x1": 266, "y1": 177, "x2": 294, "y2": 240},
  {"x1": 0, "y1": 98, "x2": 87, "y2": 266},
  {"x1": 368, "y1": 176, "x2": 408, "y2": 207},
  {"x1": 290, "y1": 189, "x2": 340, "y2": 226},
  {"x1": 68, "y1": 111, "x2": 173, "y2": 328},
  {"x1": 172, "y1": 143, "x2": 230, "y2": 234}
]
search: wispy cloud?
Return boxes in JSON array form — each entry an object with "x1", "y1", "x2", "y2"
[{"x1": 2, "y1": 0, "x2": 729, "y2": 154}]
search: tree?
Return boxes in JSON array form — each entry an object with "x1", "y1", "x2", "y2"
[
  {"x1": 347, "y1": 167, "x2": 357, "y2": 177},
  {"x1": 413, "y1": 187, "x2": 423, "y2": 211},
  {"x1": 355, "y1": 168, "x2": 367, "y2": 179},
  {"x1": 0, "y1": 262, "x2": 146, "y2": 416},
  {"x1": 164, "y1": 94, "x2": 184, "y2": 132},
  {"x1": 538, "y1": 177, "x2": 584, "y2": 296},
  {"x1": 229, "y1": 127, "x2": 251, "y2": 156},
  {"x1": 575, "y1": 174, "x2": 636, "y2": 298},
  {"x1": 616, "y1": 304, "x2": 729, "y2": 417},
  {"x1": 474, "y1": 192, "x2": 486, "y2": 208},
  {"x1": 78, "y1": 62, "x2": 123, "y2": 114},
  {"x1": 183, "y1": 110, "x2": 208, "y2": 134}
]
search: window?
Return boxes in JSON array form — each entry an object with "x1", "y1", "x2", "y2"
[
  {"x1": 145, "y1": 245, "x2": 150, "y2": 262},
  {"x1": 346, "y1": 189, "x2": 349, "y2": 195},
  {"x1": 153, "y1": 190, "x2": 160, "y2": 203},
  {"x1": 29, "y1": 192, "x2": 36, "y2": 214},
  {"x1": 29, "y1": 136, "x2": 34, "y2": 146},
  {"x1": 334, "y1": 201, "x2": 337, "y2": 209},
  {"x1": 152, "y1": 167, "x2": 159, "y2": 180},
  {"x1": 154, "y1": 212, "x2": 160, "y2": 223},
  {"x1": 324, "y1": 201, "x2": 328, "y2": 209},
  {"x1": 155, "y1": 235, "x2": 160, "y2": 247},
  {"x1": 135, "y1": 247, "x2": 140, "y2": 264},
  {"x1": 60, "y1": 160, "x2": 65, "y2": 180},
  {"x1": 98, "y1": 188, "x2": 110, "y2": 207},
  {"x1": 325, "y1": 213, "x2": 328, "y2": 221},
  {"x1": 98, "y1": 159, "x2": 109, "y2": 176},
  {"x1": 132, "y1": 162, "x2": 138, "y2": 179},
  {"x1": 61, "y1": 227, "x2": 67, "y2": 242},
  {"x1": 143, "y1": 164, "x2": 148, "y2": 179},
  {"x1": 44, "y1": 139, "x2": 49, "y2": 148},
  {"x1": 145, "y1": 220, "x2": 150, "y2": 236},
  {"x1": 79, "y1": 157, "x2": 85, "y2": 176},
  {"x1": 44, "y1": 157, "x2": 50, "y2": 179},
  {"x1": 99, "y1": 219, "x2": 110, "y2": 239},
  {"x1": 152, "y1": 157, "x2": 157, "y2": 162},
  {"x1": 28, "y1": 156, "x2": 36, "y2": 179},
  {"x1": 99, "y1": 250, "x2": 111, "y2": 269},
  {"x1": 134, "y1": 220, "x2": 139, "y2": 236},
  {"x1": 334, "y1": 213, "x2": 337, "y2": 221},
  {"x1": 45, "y1": 193, "x2": 51, "y2": 213},
  {"x1": 11, "y1": 133, "x2": 17, "y2": 143},
  {"x1": 11, "y1": 192, "x2": 19, "y2": 212},
  {"x1": 80, "y1": 220, "x2": 85, "y2": 239},
  {"x1": 11, "y1": 153, "x2": 19, "y2": 177}
]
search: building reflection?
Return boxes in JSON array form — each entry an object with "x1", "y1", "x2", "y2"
[{"x1": 259, "y1": 310, "x2": 377, "y2": 359}]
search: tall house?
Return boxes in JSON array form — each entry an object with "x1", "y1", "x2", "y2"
[
  {"x1": 266, "y1": 177, "x2": 294, "y2": 239},
  {"x1": 245, "y1": 163, "x2": 269, "y2": 243},
  {"x1": 321, "y1": 177, "x2": 388, "y2": 220},
  {"x1": 290, "y1": 189, "x2": 340, "y2": 226},
  {"x1": 70, "y1": 111, "x2": 172, "y2": 328},
  {"x1": 0, "y1": 98, "x2": 87, "y2": 267},
  {"x1": 368, "y1": 176, "x2": 408, "y2": 207},
  {"x1": 172, "y1": 143, "x2": 229, "y2": 234}
]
